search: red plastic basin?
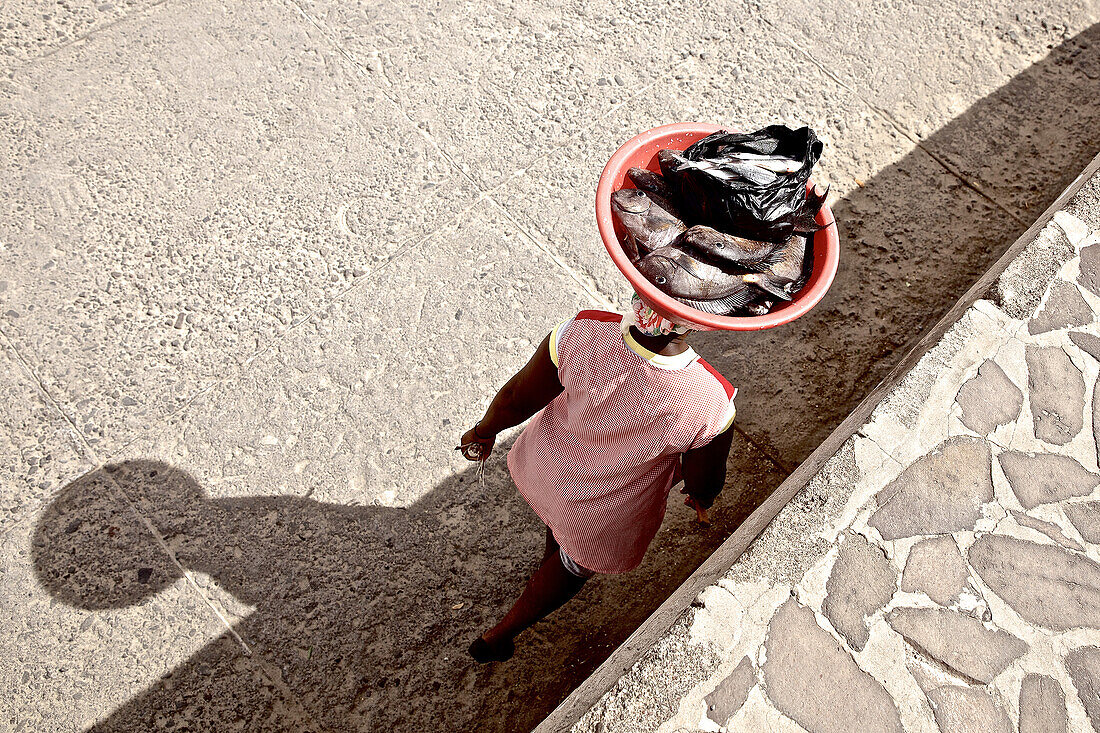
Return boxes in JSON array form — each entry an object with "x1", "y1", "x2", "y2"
[{"x1": 595, "y1": 122, "x2": 840, "y2": 331}]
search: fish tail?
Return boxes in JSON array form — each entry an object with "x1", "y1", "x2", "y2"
[
  {"x1": 790, "y1": 216, "x2": 826, "y2": 234},
  {"x1": 620, "y1": 231, "x2": 639, "y2": 261},
  {"x1": 806, "y1": 183, "x2": 830, "y2": 213},
  {"x1": 787, "y1": 184, "x2": 830, "y2": 233},
  {"x1": 621, "y1": 231, "x2": 653, "y2": 262},
  {"x1": 743, "y1": 273, "x2": 793, "y2": 301},
  {"x1": 678, "y1": 289, "x2": 756, "y2": 315}
]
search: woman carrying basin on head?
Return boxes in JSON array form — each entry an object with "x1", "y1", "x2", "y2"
[{"x1": 459, "y1": 294, "x2": 736, "y2": 663}]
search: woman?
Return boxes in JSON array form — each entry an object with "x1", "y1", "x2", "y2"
[{"x1": 459, "y1": 295, "x2": 737, "y2": 663}]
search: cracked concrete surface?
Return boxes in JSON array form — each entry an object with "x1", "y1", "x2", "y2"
[{"x1": 3, "y1": 0, "x2": 1100, "y2": 731}]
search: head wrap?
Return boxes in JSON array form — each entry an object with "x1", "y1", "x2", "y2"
[{"x1": 629, "y1": 293, "x2": 693, "y2": 337}]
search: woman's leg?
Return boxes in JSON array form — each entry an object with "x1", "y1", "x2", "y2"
[
  {"x1": 541, "y1": 524, "x2": 559, "y2": 565},
  {"x1": 473, "y1": 530, "x2": 590, "y2": 660}
]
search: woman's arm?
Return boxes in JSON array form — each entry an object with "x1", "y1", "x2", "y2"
[
  {"x1": 458, "y1": 332, "x2": 564, "y2": 460},
  {"x1": 679, "y1": 427, "x2": 736, "y2": 523}
]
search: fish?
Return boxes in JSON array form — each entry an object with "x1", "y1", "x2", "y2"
[
  {"x1": 657, "y1": 149, "x2": 682, "y2": 181},
  {"x1": 719, "y1": 154, "x2": 802, "y2": 186},
  {"x1": 723, "y1": 152, "x2": 802, "y2": 173},
  {"x1": 626, "y1": 167, "x2": 682, "y2": 218},
  {"x1": 798, "y1": 233, "x2": 815, "y2": 290},
  {"x1": 636, "y1": 243, "x2": 756, "y2": 312},
  {"x1": 610, "y1": 188, "x2": 686, "y2": 261},
  {"x1": 677, "y1": 224, "x2": 781, "y2": 269},
  {"x1": 659, "y1": 148, "x2": 780, "y2": 187},
  {"x1": 639, "y1": 135, "x2": 824, "y2": 315},
  {"x1": 738, "y1": 272, "x2": 790, "y2": 301},
  {"x1": 678, "y1": 290, "x2": 758, "y2": 315},
  {"x1": 744, "y1": 235, "x2": 813, "y2": 301}
]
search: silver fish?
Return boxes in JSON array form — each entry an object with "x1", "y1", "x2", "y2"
[
  {"x1": 610, "y1": 188, "x2": 686, "y2": 261},
  {"x1": 637, "y1": 243, "x2": 754, "y2": 305},
  {"x1": 747, "y1": 235, "x2": 812, "y2": 301},
  {"x1": 656, "y1": 148, "x2": 779, "y2": 186},
  {"x1": 626, "y1": 167, "x2": 682, "y2": 218},
  {"x1": 718, "y1": 154, "x2": 803, "y2": 186},
  {"x1": 677, "y1": 225, "x2": 781, "y2": 269},
  {"x1": 724, "y1": 152, "x2": 802, "y2": 173}
]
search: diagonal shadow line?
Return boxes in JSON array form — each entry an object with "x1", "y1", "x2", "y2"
[
  {"x1": 692, "y1": 24, "x2": 1100, "y2": 475},
  {"x1": 758, "y1": 12, "x2": 1031, "y2": 228},
  {"x1": 27, "y1": 22, "x2": 1100, "y2": 733}
]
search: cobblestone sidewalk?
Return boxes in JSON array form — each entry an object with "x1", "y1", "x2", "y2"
[{"x1": 569, "y1": 169, "x2": 1100, "y2": 732}]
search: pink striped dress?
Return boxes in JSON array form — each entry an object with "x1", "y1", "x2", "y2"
[{"x1": 507, "y1": 310, "x2": 737, "y2": 574}]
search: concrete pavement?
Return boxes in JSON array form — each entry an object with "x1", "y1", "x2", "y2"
[{"x1": 2, "y1": 0, "x2": 1099, "y2": 731}]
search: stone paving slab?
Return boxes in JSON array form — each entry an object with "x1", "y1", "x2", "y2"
[
  {"x1": 294, "y1": 0, "x2": 727, "y2": 191},
  {"x1": 115, "y1": 198, "x2": 594, "y2": 507},
  {"x1": 0, "y1": 0, "x2": 480, "y2": 456},
  {"x1": 1069, "y1": 169, "x2": 1100, "y2": 232},
  {"x1": 558, "y1": 169, "x2": 1100, "y2": 733}
]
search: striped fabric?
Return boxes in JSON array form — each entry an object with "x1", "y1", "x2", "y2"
[{"x1": 507, "y1": 310, "x2": 737, "y2": 574}]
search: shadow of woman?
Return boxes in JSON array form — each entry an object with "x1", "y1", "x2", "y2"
[
  {"x1": 33, "y1": 453, "x2": 552, "y2": 731},
  {"x1": 33, "y1": 430, "x2": 766, "y2": 733}
]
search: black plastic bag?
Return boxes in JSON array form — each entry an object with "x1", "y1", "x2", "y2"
[{"x1": 660, "y1": 125, "x2": 825, "y2": 243}]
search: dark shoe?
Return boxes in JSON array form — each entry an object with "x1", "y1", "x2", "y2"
[{"x1": 468, "y1": 636, "x2": 514, "y2": 663}]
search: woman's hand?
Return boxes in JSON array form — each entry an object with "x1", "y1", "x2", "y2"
[{"x1": 457, "y1": 424, "x2": 495, "y2": 462}]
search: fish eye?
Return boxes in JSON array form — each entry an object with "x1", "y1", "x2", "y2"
[{"x1": 655, "y1": 276, "x2": 667, "y2": 284}]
